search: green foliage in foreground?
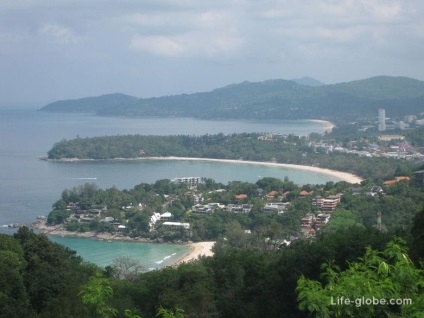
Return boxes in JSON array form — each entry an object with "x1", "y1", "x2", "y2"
[
  {"x1": 3, "y1": 215, "x2": 424, "y2": 317},
  {"x1": 297, "y1": 238, "x2": 424, "y2": 317}
]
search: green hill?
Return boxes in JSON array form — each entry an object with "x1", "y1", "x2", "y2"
[
  {"x1": 39, "y1": 76, "x2": 424, "y2": 120},
  {"x1": 40, "y1": 93, "x2": 138, "y2": 113}
]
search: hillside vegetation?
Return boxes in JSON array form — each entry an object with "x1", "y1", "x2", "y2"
[
  {"x1": 40, "y1": 76, "x2": 424, "y2": 121},
  {"x1": 46, "y1": 133, "x2": 420, "y2": 180}
]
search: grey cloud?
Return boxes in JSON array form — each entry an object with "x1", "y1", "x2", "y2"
[{"x1": 1, "y1": 0, "x2": 424, "y2": 106}]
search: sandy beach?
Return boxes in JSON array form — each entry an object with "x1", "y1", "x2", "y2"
[
  {"x1": 174, "y1": 241, "x2": 215, "y2": 265},
  {"x1": 145, "y1": 157, "x2": 363, "y2": 184},
  {"x1": 308, "y1": 119, "x2": 335, "y2": 133},
  {"x1": 32, "y1": 221, "x2": 215, "y2": 266}
]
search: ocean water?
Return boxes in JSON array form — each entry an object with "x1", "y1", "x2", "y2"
[
  {"x1": 49, "y1": 236, "x2": 188, "y2": 270},
  {"x1": 0, "y1": 109, "x2": 335, "y2": 266}
]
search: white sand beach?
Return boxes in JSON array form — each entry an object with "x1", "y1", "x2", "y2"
[
  {"x1": 174, "y1": 241, "x2": 215, "y2": 265},
  {"x1": 308, "y1": 119, "x2": 335, "y2": 133},
  {"x1": 144, "y1": 157, "x2": 363, "y2": 184}
]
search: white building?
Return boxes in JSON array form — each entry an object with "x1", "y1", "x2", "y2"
[
  {"x1": 163, "y1": 222, "x2": 190, "y2": 229},
  {"x1": 378, "y1": 108, "x2": 386, "y2": 131},
  {"x1": 171, "y1": 177, "x2": 201, "y2": 186}
]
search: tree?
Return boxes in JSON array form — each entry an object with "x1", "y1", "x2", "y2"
[
  {"x1": 79, "y1": 274, "x2": 118, "y2": 318},
  {"x1": 156, "y1": 306, "x2": 185, "y2": 318},
  {"x1": 410, "y1": 207, "x2": 424, "y2": 262},
  {"x1": 111, "y1": 256, "x2": 144, "y2": 281},
  {"x1": 296, "y1": 238, "x2": 424, "y2": 317},
  {"x1": 0, "y1": 234, "x2": 32, "y2": 317}
]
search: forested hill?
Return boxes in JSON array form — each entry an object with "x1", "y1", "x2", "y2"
[{"x1": 39, "y1": 76, "x2": 424, "y2": 121}]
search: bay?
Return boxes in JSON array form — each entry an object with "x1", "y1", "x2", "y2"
[
  {"x1": 0, "y1": 109, "x2": 335, "y2": 266},
  {"x1": 49, "y1": 236, "x2": 188, "y2": 270}
]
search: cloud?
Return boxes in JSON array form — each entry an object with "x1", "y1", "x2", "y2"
[
  {"x1": 130, "y1": 32, "x2": 243, "y2": 58},
  {"x1": 130, "y1": 35, "x2": 184, "y2": 57},
  {"x1": 1, "y1": 0, "x2": 424, "y2": 105},
  {"x1": 39, "y1": 23, "x2": 78, "y2": 45},
  {"x1": 127, "y1": 9, "x2": 243, "y2": 58}
]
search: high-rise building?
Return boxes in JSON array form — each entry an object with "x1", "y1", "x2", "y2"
[{"x1": 378, "y1": 108, "x2": 386, "y2": 131}]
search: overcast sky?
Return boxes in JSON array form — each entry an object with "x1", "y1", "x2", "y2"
[{"x1": 1, "y1": 0, "x2": 424, "y2": 107}]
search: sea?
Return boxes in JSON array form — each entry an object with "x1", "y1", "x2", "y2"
[{"x1": 0, "y1": 108, "x2": 340, "y2": 268}]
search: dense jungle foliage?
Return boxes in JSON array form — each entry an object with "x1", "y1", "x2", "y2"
[{"x1": 3, "y1": 207, "x2": 424, "y2": 317}]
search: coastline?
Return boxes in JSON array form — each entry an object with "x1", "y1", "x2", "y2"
[
  {"x1": 173, "y1": 241, "x2": 215, "y2": 265},
  {"x1": 32, "y1": 220, "x2": 215, "y2": 267},
  {"x1": 42, "y1": 156, "x2": 362, "y2": 184},
  {"x1": 307, "y1": 119, "x2": 335, "y2": 133},
  {"x1": 143, "y1": 157, "x2": 363, "y2": 184}
]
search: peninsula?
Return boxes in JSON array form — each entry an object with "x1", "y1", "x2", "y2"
[{"x1": 44, "y1": 132, "x2": 421, "y2": 180}]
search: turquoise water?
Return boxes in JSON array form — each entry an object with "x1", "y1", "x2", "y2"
[
  {"x1": 49, "y1": 236, "x2": 189, "y2": 269},
  {"x1": 0, "y1": 109, "x2": 332, "y2": 266},
  {"x1": 0, "y1": 110, "x2": 332, "y2": 226}
]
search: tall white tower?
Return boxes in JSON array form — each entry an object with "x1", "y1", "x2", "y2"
[{"x1": 378, "y1": 108, "x2": 386, "y2": 131}]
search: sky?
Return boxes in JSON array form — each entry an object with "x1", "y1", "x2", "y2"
[{"x1": 1, "y1": 0, "x2": 424, "y2": 107}]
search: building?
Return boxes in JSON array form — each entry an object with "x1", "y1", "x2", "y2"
[
  {"x1": 163, "y1": 222, "x2": 190, "y2": 230},
  {"x1": 378, "y1": 108, "x2": 386, "y2": 131},
  {"x1": 150, "y1": 212, "x2": 174, "y2": 229},
  {"x1": 299, "y1": 190, "x2": 313, "y2": 197},
  {"x1": 265, "y1": 191, "x2": 278, "y2": 200},
  {"x1": 313, "y1": 195, "x2": 340, "y2": 212},
  {"x1": 378, "y1": 135, "x2": 405, "y2": 141},
  {"x1": 263, "y1": 202, "x2": 289, "y2": 213},
  {"x1": 225, "y1": 204, "x2": 252, "y2": 213},
  {"x1": 191, "y1": 204, "x2": 213, "y2": 214},
  {"x1": 383, "y1": 176, "x2": 411, "y2": 186},
  {"x1": 315, "y1": 214, "x2": 331, "y2": 229},
  {"x1": 171, "y1": 177, "x2": 201, "y2": 186},
  {"x1": 300, "y1": 214, "x2": 315, "y2": 236},
  {"x1": 321, "y1": 197, "x2": 340, "y2": 212}
]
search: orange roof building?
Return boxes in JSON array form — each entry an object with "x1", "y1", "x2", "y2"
[
  {"x1": 299, "y1": 190, "x2": 313, "y2": 197},
  {"x1": 235, "y1": 194, "x2": 248, "y2": 200},
  {"x1": 265, "y1": 191, "x2": 278, "y2": 199},
  {"x1": 383, "y1": 176, "x2": 411, "y2": 186}
]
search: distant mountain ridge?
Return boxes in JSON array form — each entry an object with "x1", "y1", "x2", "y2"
[
  {"x1": 40, "y1": 76, "x2": 424, "y2": 121},
  {"x1": 291, "y1": 77, "x2": 325, "y2": 86}
]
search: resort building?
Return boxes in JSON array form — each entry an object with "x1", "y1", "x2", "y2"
[
  {"x1": 263, "y1": 202, "x2": 289, "y2": 213},
  {"x1": 150, "y1": 212, "x2": 174, "y2": 229},
  {"x1": 191, "y1": 204, "x2": 213, "y2": 214},
  {"x1": 191, "y1": 203, "x2": 225, "y2": 215},
  {"x1": 313, "y1": 195, "x2": 341, "y2": 213},
  {"x1": 162, "y1": 222, "x2": 190, "y2": 230},
  {"x1": 315, "y1": 214, "x2": 331, "y2": 229},
  {"x1": 171, "y1": 177, "x2": 201, "y2": 186}
]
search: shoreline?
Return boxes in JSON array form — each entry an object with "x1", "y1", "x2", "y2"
[
  {"x1": 148, "y1": 157, "x2": 363, "y2": 183},
  {"x1": 42, "y1": 156, "x2": 362, "y2": 184},
  {"x1": 307, "y1": 119, "x2": 335, "y2": 133},
  {"x1": 173, "y1": 241, "x2": 215, "y2": 265},
  {"x1": 32, "y1": 220, "x2": 215, "y2": 267}
]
